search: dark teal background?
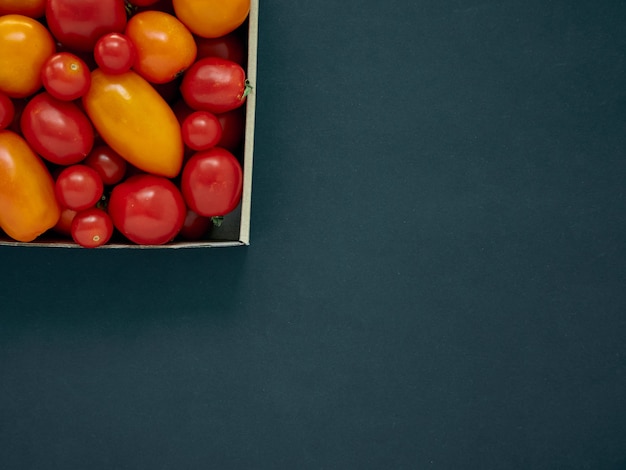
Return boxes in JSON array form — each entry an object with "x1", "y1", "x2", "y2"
[{"x1": 2, "y1": 0, "x2": 626, "y2": 468}]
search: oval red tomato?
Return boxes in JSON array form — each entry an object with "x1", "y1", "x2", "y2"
[
  {"x1": 55, "y1": 164, "x2": 104, "y2": 211},
  {"x1": 108, "y1": 174, "x2": 186, "y2": 245},
  {"x1": 180, "y1": 57, "x2": 251, "y2": 114},
  {"x1": 45, "y1": 0, "x2": 127, "y2": 52},
  {"x1": 20, "y1": 92, "x2": 94, "y2": 165},
  {"x1": 181, "y1": 147, "x2": 243, "y2": 217}
]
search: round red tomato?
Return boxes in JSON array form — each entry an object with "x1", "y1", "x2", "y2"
[
  {"x1": 180, "y1": 57, "x2": 251, "y2": 114},
  {"x1": 55, "y1": 164, "x2": 104, "y2": 211},
  {"x1": 0, "y1": 92, "x2": 14, "y2": 129},
  {"x1": 83, "y1": 145, "x2": 127, "y2": 185},
  {"x1": 182, "y1": 111, "x2": 222, "y2": 151},
  {"x1": 94, "y1": 33, "x2": 136, "y2": 74},
  {"x1": 108, "y1": 174, "x2": 186, "y2": 245},
  {"x1": 181, "y1": 147, "x2": 243, "y2": 217},
  {"x1": 20, "y1": 92, "x2": 94, "y2": 165},
  {"x1": 41, "y1": 52, "x2": 91, "y2": 101},
  {"x1": 46, "y1": 0, "x2": 127, "y2": 52},
  {"x1": 71, "y1": 207, "x2": 113, "y2": 248}
]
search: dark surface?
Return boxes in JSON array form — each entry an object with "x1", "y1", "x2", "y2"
[{"x1": 2, "y1": 1, "x2": 626, "y2": 468}]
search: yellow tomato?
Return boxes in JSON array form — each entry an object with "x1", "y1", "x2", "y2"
[
  {"x1": 82, "y1": 70, "x2": 184, "y2": 178},
  {"x1": 0, "y1": 15, "x2": 55, "y2": 98},
  {"x1": 172, "y1": 0, "x2": 250, "y2": 38},
  {"x1": 0, "y1": 130, "x2": 60, "y2": 242}
]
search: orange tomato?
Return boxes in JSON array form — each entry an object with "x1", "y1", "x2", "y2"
[
  {"x1": 125, "y1": 11, "x2": 197, "y2": 84},
  {"x1": 0, "y1": 130, "x2": 60, "y2": 242},
  {"x1": 82, "y1": 70, "x2": 184, "y2": 178},
  {"x1": 172, "y1": 0, "x2": 250, "y2": 38},
  {"x1": 0, "y1": 0, "x2": 46, "y2": 18},
  {"x1": 0, "y1": 15, "x2": 55, "y2": 98}
]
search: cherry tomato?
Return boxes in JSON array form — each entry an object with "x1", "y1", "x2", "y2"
[
  {"x1": 21, "y1": 92, "x2": 94, "y2": 165},
  {"x1": 0, "y1": 0, "x2": 46, "y2": 17},
  {"x1": 0, "y1": 92, "x2": 14, "y2": 130},
  {"x1": 173, "y1": 0, "x2": 249, "y2": 38},
  {"x1": 181, "y1": 57, "x2": 251, "y2": 114},
  {"x1": 45, "y1": 0, "x2": 127, "y2": 52},
  {"x1": 195, "y1": 32, "x2": 246, "y2": 66},
  {"x1": 125, "y1": 11, "x2": 197, "y2": 84},
  {"x1": 181, "y1": 147, "x2": 243, "y2": 217},
  {"x1": 52, "y1": 207, "x2": 77, "y2": 236},
  {"x1": 94, "y1": 33, "x2": 136, "y2": 74},
  {"x1": 108, "y1": 174, "x2": 185, "y2": 245},
  {"x1": 216, "y1": 108, "x2": 245, "y2": 153},
  {"x1": 41, "y1": 52, "x2": 91, "y2": 101},
  {"x1": 0, "y1": 130, "x2": 60, "y2": 242},
  {"x1": 82, "y1": 70, "x2": 183, "y2": 178},
  {"x1": 182, "y1": 111, "x2": 222, "y2": 151},
  {"x1": 178, "y1": 209, "x2": 212, "y2": 241},
  {"x1": 83, "y1": 145, "x2": 127, "y2": 185},
  {"x1": 71, "y1": 208, "x2": 113, "y2": 248},
  {"x1": 55, "y1": 164, "x2": 104, "y2": 211},
  {"x1": 0, "y1": 14, "x2": 56, "y2": 98}
]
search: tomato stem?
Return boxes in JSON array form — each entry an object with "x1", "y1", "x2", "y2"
[
  {"x1": 241, "y1": 80, "x2": 253, "y2": 100},
  {"x1": 211, "y1": 216, "x2": 224, "y2": 228}
]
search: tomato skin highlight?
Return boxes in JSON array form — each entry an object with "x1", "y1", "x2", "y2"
[
  {"x1": 71, "y1": 208, "x2": 113, "y2": 248},
  {"x1": 0, "y1": 130, "x2": 60, "y2": 242},
  {"x1": 41, "y1": 52, "x2": 91, "y2": 101},
  {"x1": 181, "y1": 147, "x2": 243, "y2": 217},
  {"x1": 82, "y1": 69, "x2": 184, "y2": 178},
  {"x1": 21, "y1": 92, "x2": 94, "y2": 165},
  {"x1": 55, "y1": 164, "x2": 104, "y2": 211},
  {"x1": 181, "y1": 57, "x2": 249, "y2": 114},
  {"x1": 108, "y1": 174, "x2": 186, "y2": 245},
  {"x1": 94, "y1": 33, "x2": 136, "y2": 75}
]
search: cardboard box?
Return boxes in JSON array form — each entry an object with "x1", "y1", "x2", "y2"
[{"x1": 0, "y1": 0, "x2": 258, "y2": 249}]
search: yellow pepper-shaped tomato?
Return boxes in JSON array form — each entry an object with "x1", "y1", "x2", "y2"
[
  {"x1": 82, "y1": 69, "x2": 184, "y2": 178},
  {"x1": 0, "y1": 130, "x2": 60, "y2": 242}
]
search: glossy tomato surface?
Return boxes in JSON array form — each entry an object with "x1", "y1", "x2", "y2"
[
  {"x1": 94, "y1": 33, "x2": 136, "y2": 74},
  {"x1": 181, "y1": 57, "x2": 249, "y2": 114},
  {"x1": 71, "y1": 208, "x2": 113, "y2": 248},
  {"x1": 84, "y1": 145, "x2": 127, "y2": 185},
  {"x1": 41, "y1": 52, "x2": 91, "y2": 101},
  {"x1": 46, "y1": 0, "x2": 127, "y2": 52},
  {"x1": 21, "y1": 92, "x2": 94, "y2": 165},
  {"x1": 172, "y1": 0, "x2": 249, "y2": 38},
  {"x1": 108, "y1": 174, "x2": 186, "y2": 245},
  {"x1": 54, "y1": 164, "x2": 104, "y2": 211},
  {"x1": 182, "y1": 111, "x2": 222, "y2": 151},
  {"x1": 181, "y1": 147, "x2": 243, "y2": 217}
]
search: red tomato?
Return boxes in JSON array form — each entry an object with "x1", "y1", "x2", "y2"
[
  {"x1": 216, "y1": 107, "x2": 245, "y2": 152},
  {"x1": 94, "y1": 33, "x2": 136, "y2": 74},
  {"x1": 20, "y1": 92, "x2": 94, "y2": 165},
  {"x1": 182, "y1": 111, "x2": 222, "y2": 151},
  {"x1": 55, "y1": 164, "x2": 104, "y2": 211},
  {"x1": 195, "y1": 32, "x2": 246, "y2": 66},
  {"x1": 52, "y1": 207, "x2": 77, "y2": 236},
  {"x1": 45, "y1": 0, "x2": 127, "y2": 52},
  {"x1": 181, "y1": 147, "x2": 243, "y2": 217},
  {"x1": 41, "y1": 52, "x2": 91, "y2": 101},
  {"x1": 0, "y1": 92, "x2": 14, "y2": 129},
  {"x1": 178, "y1": 208, "x2": 212, "y2": 240},
  {"x1": 83, "y1": 145, "x2": 127, "y2": 185},
  {"x1": 71, "y1": 208, "x2": 113, "y2": 248},
  {"x1": 108, "y1": 174, "x2": 185, "y2": 245},
  {"x1": 180, "y1": 57, "x2": 251, "y2": 114}
]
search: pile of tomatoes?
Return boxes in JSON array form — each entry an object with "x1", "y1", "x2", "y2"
[{"x1": 0, "y1": 0, "x2": 251, "y2": 247}]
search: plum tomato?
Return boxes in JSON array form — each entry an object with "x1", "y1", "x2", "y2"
[
  {"x1": 181, "y1": 147, "x2": 243, "y2": 217},
  {"x1": 55, "y1": 164, "x2": 104, "y2": 211},
  {"x1": 125, "y1": 11, "x2": 197, "y2": 84},
  {"x1": 21, "y1": 92, "x2": 94, "y2": 165},
  {"x1": 0, "y1": 92, "x2": 14, "y2": 130},
  {"x1": 41, "y1": 52, "x2": 91, "y2": 101},
  {"x1": 181, "y1": 57, "x2": 251, "y2": 114},
  {"x1": 108, "y1": 174, "x2": 186, "y2": 245},
  {"x1": 182, "y1": 111, "x2": 222, "y2": 151},
  {"x1": 83, "y1": 145, "x2": 127, "y2": 185},
  {"x1": 172, "y1": 0, "x2": 249, "y2": 38},
  {"x1": 0, "y1": 14, "x2": 56, "y2": 98},
  {"x1": 45, "y1": 0, "x2": 127, "y2": 52},
  {"x1": 94, "y1": 33, "x2": 136, "y2": 74},
  {"x1": 71, "y1": 208, "x2": 113, "y2": 248}
]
